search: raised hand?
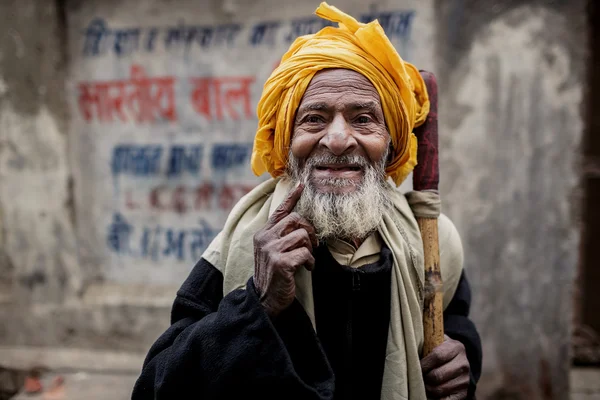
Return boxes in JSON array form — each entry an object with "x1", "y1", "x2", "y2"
[{"x1": 253, "y1": 184, "x2": 318, "y2": 317}]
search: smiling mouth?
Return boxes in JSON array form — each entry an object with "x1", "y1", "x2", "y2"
[{"x1": 314, "y1": 165, "x2": 362, "y2": 172}]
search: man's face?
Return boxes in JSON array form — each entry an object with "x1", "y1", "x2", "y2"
[
  {"x1": 290, "y1": 68, "x2": 390, "y2": 194},
  {"x1": 286, "y1": 69, "x2": 393, "y2": 241}
]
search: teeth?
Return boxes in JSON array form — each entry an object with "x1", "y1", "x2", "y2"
[{"x1": 315, "y1": 166, "x2": 360, "y2": 171}]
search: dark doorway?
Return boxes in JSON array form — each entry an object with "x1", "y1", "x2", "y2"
[{"x1": 573, "y1": 0, "x2": 600, "y2": 367}]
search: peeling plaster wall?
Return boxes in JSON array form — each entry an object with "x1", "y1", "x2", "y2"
[
  {"x1": 0, "y1": 0, "x2": 78, "y2": 329},
  {"x1": 435, "y1": 1, "x2": 586, "y2": 399},
  {"x1": 0, "y1": 0, "x2": 172, "y2": 354}
]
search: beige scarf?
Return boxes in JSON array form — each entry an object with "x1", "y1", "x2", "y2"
[{"x1": 203, "y1": 177, "x2": 463, "y2": 400}]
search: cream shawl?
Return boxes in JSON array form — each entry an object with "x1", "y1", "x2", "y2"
[{"x1": 203, "y1": 177, "x2": 463, "y2": 400}]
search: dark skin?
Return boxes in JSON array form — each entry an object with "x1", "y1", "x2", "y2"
[
  {"x1": 253, "y1": 183, "x2": 318, "y2": 317},
  {"x1": 253, "y1": 69, "x2": 470, "y2": 399},
  {"x1": 291, "y1": 69, "x2": 389, "y2": 194}
]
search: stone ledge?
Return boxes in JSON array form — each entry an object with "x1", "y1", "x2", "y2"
[
  {"x1": 12, "y1": 372, "x2": 137, "y2": 400},
  {"x1": 80, "y1": 282, "x2": 179, "y2": 308},
  {"x1": 0, "y1": 346, "x2": 145, "y2": 374},
  {"x1": 571, "y1": 367, "x2": 600, "y2": 393},
  {"x1": 571, "y1": 394, "x2": 600, "y2": 400}
]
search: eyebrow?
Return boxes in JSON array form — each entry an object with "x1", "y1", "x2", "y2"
[
  {"x1": 297, "y1": 101, "x2": 382, "y2": 116},
  {"x1": 297, "y1": 102, "x2": 331, "y2": 115},
  {"x1": 347, "y1": 101, "x2": 381, "y2": 115}
]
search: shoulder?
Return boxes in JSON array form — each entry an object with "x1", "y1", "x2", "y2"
[
  {"x1": 437, "y1": 214, "x2": 464, "y2": 309},
  {"x1": 400, "y1": 188, "x2": 463, "y2": 275},
  {"x1": 389, "y1": 190, "x2": 464, "y2": 304},
  {"x1": 438, "y1": 214, "x2": 464, "y2": 268},
  {"x1": 392, "y1": 190, "x2": 463, "y2": 263}
]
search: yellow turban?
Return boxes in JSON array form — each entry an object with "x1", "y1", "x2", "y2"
[{"x1": 251, "y1": 2, "x2": 430, "y2": 186}]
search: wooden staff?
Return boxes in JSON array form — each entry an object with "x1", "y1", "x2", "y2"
[{"x1": 412, "y1": 71, "x2": 443, "y2": 356}]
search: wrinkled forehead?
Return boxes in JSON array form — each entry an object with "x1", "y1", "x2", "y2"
[{"x1": 300, "y1": 68, "x2": 383, "y2": 109}]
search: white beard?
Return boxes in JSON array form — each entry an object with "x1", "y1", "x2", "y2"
[{"x1": 286, "y1": 151, "x2": 393, "y2": 241}]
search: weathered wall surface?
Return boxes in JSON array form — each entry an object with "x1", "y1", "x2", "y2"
[
  {"x1": 0, "y1": 0, "x2": 587, "y2": 399},
  {"x1": 435, "y1": 1, "x2": 586, "y2": 399},
  {"x1": 0, "y1": 0, "x2": 171, "y2": 355},
  {"x1": 0, "y1": 0, "x2": 434, "y2": 356},
  {"x1": 66, "y1": 0, "x2": 431, "y2": 288},
  {"x1": 0, "y1": 0, "x2": 82, "y2": 342}
]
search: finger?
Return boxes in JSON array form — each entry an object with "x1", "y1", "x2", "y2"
[
  {"x1": 424, "y1": 354, "x2": 470, "y2": 386},
  {"x1": 420, "y1": 340, "x2": 462, "y2": 374},
  {"x1": 294, "y1": 217, "x2": 318, "y2": 247},
  {"x1": 275, "y1": 212, "x2": 318, "y2": 247},
  {"x1": 267, "y1": 184, "x2": 304, "y2": 226},
  {"x1": 425, "y1": 373, "x2": 469, "y2": 399},
  {"x1": 271, "y1": 212, "x2": 317, "y2": 246},
  {"x1": 276, "y1": 229, "x2": 313, "y2": 253},
  {"x1": 284, "y1": 246, "x2": 316, "y2": 271}
]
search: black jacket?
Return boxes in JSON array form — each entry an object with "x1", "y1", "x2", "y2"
[{"x1": 132, "y1": 244, "x2": 482, "y2": 399}]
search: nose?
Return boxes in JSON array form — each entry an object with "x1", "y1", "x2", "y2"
[{"x1": 319, "y1": 114, "x2": 357, "y2": 156}]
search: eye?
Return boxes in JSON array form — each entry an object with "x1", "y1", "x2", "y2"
[
  {"x1": 304, "y1": 114, "x2": 324, "y2": 124},
  {"x1": 355, "y1": 115, "x2": 372, "y2": 124}
]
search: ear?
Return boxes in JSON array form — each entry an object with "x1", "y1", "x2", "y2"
[{"x1": 386, "y1": 139, "x2": 394, "y2": 166}]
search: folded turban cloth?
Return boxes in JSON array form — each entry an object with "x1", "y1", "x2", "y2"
[{"x1": 251, "y1": 2, "x2": 430, "y2": 186}]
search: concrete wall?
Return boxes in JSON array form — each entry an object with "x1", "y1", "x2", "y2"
[
  {"x1": 0, "y1": 0, "x2": 82, "y2": 341},
  {"x1": 0, "y1": 0, "x2": 587, "y2": 399},
  {"x1": 66, "y1": 0, "x2": 430, "y2": 288},
  {"x1": 435, "y1": 1, "x2": 587, "y2": 398}
]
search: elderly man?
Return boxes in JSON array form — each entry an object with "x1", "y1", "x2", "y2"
[{"x1": 132, "y1": 3, "x2": 481, "y2": 400}]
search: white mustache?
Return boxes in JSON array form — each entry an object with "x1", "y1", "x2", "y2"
[
  {"x1": 304, "y1": 154, "x2": 370, "y2": 169},
  {"x1": 287, "y1": 151, "x2": 393, "y2": 241}
]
